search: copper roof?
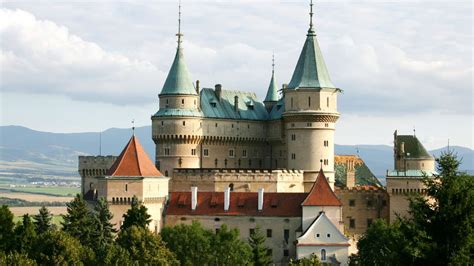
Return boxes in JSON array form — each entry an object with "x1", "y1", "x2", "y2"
[
  {"x1": 166, "y1": 192, "x2": 308, "y2": 217},
  {"x1": 302, "y1": 169, "x2": 342, "y2": 206},
  {"x1": 106, "y1": 135, "x2": 162, "y2": 177}
]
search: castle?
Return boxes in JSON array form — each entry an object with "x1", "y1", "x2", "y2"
[{"x1": 78, "y1": 2, "x2": 437, "y2": 265}]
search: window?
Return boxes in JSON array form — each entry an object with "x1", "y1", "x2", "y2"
[
  {"x1": 249, "y1": 228, "x2": 255, "y2": 236},
  {"x1": 291, "y1": 98, "x2": 293, "y2": 108},
  {"x1": 291, "y1": 153, "x2": 296, "y2": 160},
  {"x1": 323, "y1": 159, "x2": 329, "y2": 165},
  {"x1": 327, "y1": 233, "x2": 331, "y2": 238},
  {"x1": 224, "y1": 159, "x2": 228, "y2": 167},
  {"x1": 283, "y1": 249, "x2": 289, "y2": 257},
  {"x1": 308, "y1": 97, "x2": 311, "y2": 107},
  {"x1": 267, "y1": 229, "x2": 272, "y2": 238},
  {"x1": 284, "y1": 229, "x2": 290, "y2": 243},
  {"x1": 215, "y1": 123, "x2": 218, "y2": 127},
  {"x1": 316, "y1": 233, "x2": 320, "y2": 237},
  {"x1": 229, "y1": 183, "x2": 234, "y2": 191},
  {"x1": 231, "y1": 124, "x2": 234, "y2": 128},
  {"x1": 248, "y1": 159, "x2": 252, "y2": 167},
  {"x1": 367, "y1": 219, "x2": 373, "y2": 228},
  {"x1": 350, "y1": 219, "x2": 355, "y2": 229},
  {"x1": 326, "y1": 97, "x2": 329, "y2": 107},
  {"x1": 182, "y1": 121, "x2": 186, "y2": 126},
  {"x1": 214, "y1": 218, "x2": 220, "y2": 222},
  {"x1": 203, "y1": 149, "x2": 209, "y2": 157},
  {"x1": 181, "y1": 99, "x2": 184, "y2": 104},
  {"x1": 214, "y1": 158, "x2": 218, "y2": 167},
  {"x1": 291, "y1": 134, "x2": 296, "y2": 141},
  {"x1": 191, "y1": 149, "x2": 196, "y2": 155},
  {"x1": 367, "y1": 199, "x2": 373, "y2": 208},
  {"x1": 321, "y1": 249, "x2": 326, "y2": 261},
  {"x1": 161, "y1": 121, "x2": 164, "y2": 126},
  {"x1": 324, "y1": 140, "x2": 329, "y2": 147},
  {"x1": 165, "y1": 170, "x2": 169, "y2": 176},
  {"x1": 164, "y1": 148, "x2": 170, "y2": 155},
  {"x1": 307, "y1": 122, "x2": 312, "y2": 127},
  {"x1": 349, "y1": 199, "x2": 355, "y2": 207},
  {"x1": 228, "y1": 149, "x2": 235, "y2": 158},
  {"x1": 125, "y1": 184, "x2": 128, "y2": 192},
  {"x1": 325, "y1": 123, "x2": 329, "y2": 127},
  {"x1": 242, "y1": 150, "x2": 247, "y2": 157}
]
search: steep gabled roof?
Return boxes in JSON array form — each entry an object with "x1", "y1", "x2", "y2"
[
  {"x1": 302, "y1": 169, "x2": 342, "y2": 206},
  {"x1": 287, "y1": 27, "x2": 336, "y2": 90},
  {"x1": 106, "y1": 135, "x2": 162, "y2": 177}
]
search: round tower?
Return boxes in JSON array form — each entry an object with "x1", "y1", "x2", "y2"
[
  {"x1": 284, "y1": 2, "x2": 340, "y2": 191},
  {"x1": 151, "y1": 3, "x2": 203, "y2": 178}
]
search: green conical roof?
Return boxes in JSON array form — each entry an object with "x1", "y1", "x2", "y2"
[
  {"x1": 160, "y1": 46, "x2": 196, "y2": 95},
  {"x1": 264, "y1": 71, "x2": 279, "y2": 102},
  {"x1": 287, "y1": 28, "x2": 336, "y2": 90}
]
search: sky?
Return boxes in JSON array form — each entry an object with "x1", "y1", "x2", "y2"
[{"x1": 0, "y1": 0, "x2": 472, "y2": 150}]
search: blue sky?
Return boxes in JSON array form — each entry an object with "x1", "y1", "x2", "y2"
[{"x1": 0, "y1": 0, "x2": 472, "y2": 149}]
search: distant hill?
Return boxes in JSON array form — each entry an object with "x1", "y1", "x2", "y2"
[{"x1": 1, "y1": 125, "x2": 472, "y2": 182}]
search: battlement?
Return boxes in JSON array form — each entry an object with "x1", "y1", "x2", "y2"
[
  {"x1": 173, "y1": 168, "x2": 303, "y2": 175},
  {"x1": 78, "y1": 155, "x2": 118, "y2": 177}
]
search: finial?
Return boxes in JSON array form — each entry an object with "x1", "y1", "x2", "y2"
[
  {"x1": 447, "y1": 139, "x2": 450, "y2": 152},
  {"x1": 310, "y1": 0, "x2": 314, "y2": 30},
  {"x1": 132, "y1": 119, "x2": 135, "y2": 135},
  {"x1": 176, "y1": 0, "x2": 183, "y2": 47},
  {"x1": 320, "y1": 159, "x2": 323, "y2": 170},
  {"x1": 413, "y1": 126, "x2": 416, "y2": 137},
  {"x1": 272, "y1": 52, "x2": 275, "y2": 74}
]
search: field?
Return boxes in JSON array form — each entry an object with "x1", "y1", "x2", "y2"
[
  {"x1": 1, "y1": 191, "x2": 74, "y2": 202},
  {"x1": 10, "y1": 206, "x2": 68, "y2": 217},
  {"x1": 13, "y1": 213, "x2": 64, "y2": 227},
  {"x1": 0, "y1": 186, "x2": 80, "y2": 197}
]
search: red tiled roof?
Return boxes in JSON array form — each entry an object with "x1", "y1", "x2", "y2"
[
  {"x1": 106, "y1": 135, "x2": 162, "y2": 177},
  {"x1": 166, "y1": 192, "x2": 308, "y2": 217},
  {"x1": 301, "y1": 169, "x2": 342, "y2": 206}
]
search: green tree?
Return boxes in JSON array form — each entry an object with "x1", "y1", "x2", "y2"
[
  {"x1": 116, "y1": 225, "x2": 177, "y2": 265},
  {"x1": 0, "y1": 205, "x2": 15, "y2": 252},
  {"x1": 31, "y1": 230, "x2": 94, "y2": 265},
  {"x1": 62, "y1": 194, "x2": 96, "y2": 247},
  {"x1": 161, "y1": 221, "x2": 213, "y2": 265},
  {"x1": 407, "y1": 151, "x2": 474, "y2": 265},
  {"x1": 33, "y1": 206, "x2": 53, "y2": 234},
  {"x1": 248, "y1": 226, "x2": 272, "y2": 266},
  {"x1": 121, "y1": 196, "x2": 151, "y2": 230},
  {"x1": 211, "y1": 224, "x2": 252, "y2": 265},
  {"x1": 92, "y1": 197, "x2": 118, "y2": 263},
  {"x1": 0, "y1": 251, "x2": 37, "y2": 266},
  {"x1": 289, "y1": 253, "x2": 323, "y2": 266},
  {"x1": 13, "y1": 214, "x2": 37, "y2": 254}
]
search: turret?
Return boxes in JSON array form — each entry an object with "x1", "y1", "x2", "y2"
[
  {"x1": 283, "y1": 2, "x2": 340, "y2": 191},
  {"x1": 264, "y1": 54, "x2": 279, "y2": 112},
  {"x1": 151, "y1": 3, "x2": 203, "y2": 178}
]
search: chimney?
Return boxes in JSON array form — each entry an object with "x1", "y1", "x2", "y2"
[
  {"x1": 215, "y1": 84, "x2": 222, "y2": 101},
  {"x1": 234, "y1": 95, "x2": 239, "y2": 111},
  {"x1": 191, "y1": 186, "x2": 197, "y2": 211},
  {"x1": 400, "y1": 142, "x2": 405, "y2": 154},
  {"x1": 224, "y1": 187, "x2": 230, "y2": 211},
  {"x1": 346, "y1": 160, "x2": 355, "y2": 189},
  {"x1": 196, "y1": 80, "x2": 200, "y2": 93},
  {"x1": 258, "y1": 188, "x2": 264, "y2": 211}
]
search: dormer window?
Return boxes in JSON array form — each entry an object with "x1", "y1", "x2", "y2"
[{"x1": 211, "y1": 102, "x2": 217, "y2": 107}]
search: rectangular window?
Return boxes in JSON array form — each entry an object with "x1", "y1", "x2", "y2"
[
  {"x1": 164, "y1": 148, "x2": 170, "y2": 156},
  {"x1": 267, "y1": 229, "x2": 272, "y2": 238},
  {"x1": 229, "y1": 149, "x2": 235, "y2": 158},
  {"x1": 284, "y1": 229, "x2": 290, "y2": 243},
  {"x1": 367, "y1": 219, "x2": 373, "y2": 228},
  {"x1": 349, "y1": 199, "x2": 355, "y2": 207},
  {"x1": 191, "y1": 149, "x2": 196, "y2": 155},
  {"x1": 242, "y1": 150, "x2": 247, "y2": 157},
  {"x1": 350, "y1": 219, "x2": 355, "y2": 229},
  {"x1": 291, "y1": 134, "x2": 296, "y2": 141},
  {"x1": 283, "y1": 249, "x2": 289, "y2": 257},
  {"x1": 307, "y1": 123, "x2": 312, "y2": 127},
  {"x1": 203, "y1": 149, "x2": 209, "y2": 157},
  {"x1": 291, "y1": 153, "x2": 296, "y2": 160}
]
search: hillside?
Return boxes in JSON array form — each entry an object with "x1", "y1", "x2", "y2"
[{"x1": 1, "y1": 125, "x2": 472, "y2": 184}]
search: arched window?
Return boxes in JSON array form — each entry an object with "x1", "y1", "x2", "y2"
[
  {"x1": 321, "y1": 249, "x2": 326, "y2": 261},
  {"x1": 229, "y1": 183, "x2": 234, "y2": 191},
  {"x1": 181, "y1": 99, "x2": 184, "y2": 104},
  {"x1": 165, "y1": 170, "x2": 169, "y2": 176}
]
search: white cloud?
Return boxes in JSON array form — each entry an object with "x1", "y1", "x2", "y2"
[{"x1": 0, "y1": 8, "x2": 164, "y2": 105}]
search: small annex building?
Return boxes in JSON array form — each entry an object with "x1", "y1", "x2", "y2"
[
  {"x1": 164, "y1": 169, "x2": 349, "y2": 265},
  {"x1": 85, "y1": 135, "x2": 169, "y2": 232}
]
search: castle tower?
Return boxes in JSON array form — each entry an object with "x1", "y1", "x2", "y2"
[
  {"x1": 283, "y1": 1, "x2": 340, "y2": 191},
  {"x1": 151, "y1": 3, "x2": 203, "y2": 177},
  {"x1": 263, "y1": 54, "x2": 279, "y2": 112}
]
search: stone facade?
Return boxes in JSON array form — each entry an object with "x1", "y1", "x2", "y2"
[
  {"x1": 78, "y1": 155, "x2": 117, "y2": 195},
  {"x1": 336, "y1": 186, "x2": 389, "y2": 235}
]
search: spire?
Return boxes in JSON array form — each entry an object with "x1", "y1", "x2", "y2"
[
  {"x1": 264, "y1": 53, "x2": 279, "y2": 102},
  {"x1": 287, "y1": 1, "x2": 336, "y2": 90},
  {"x1": 160, "y1": 0, "x2": 196, "y2": 96}
]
